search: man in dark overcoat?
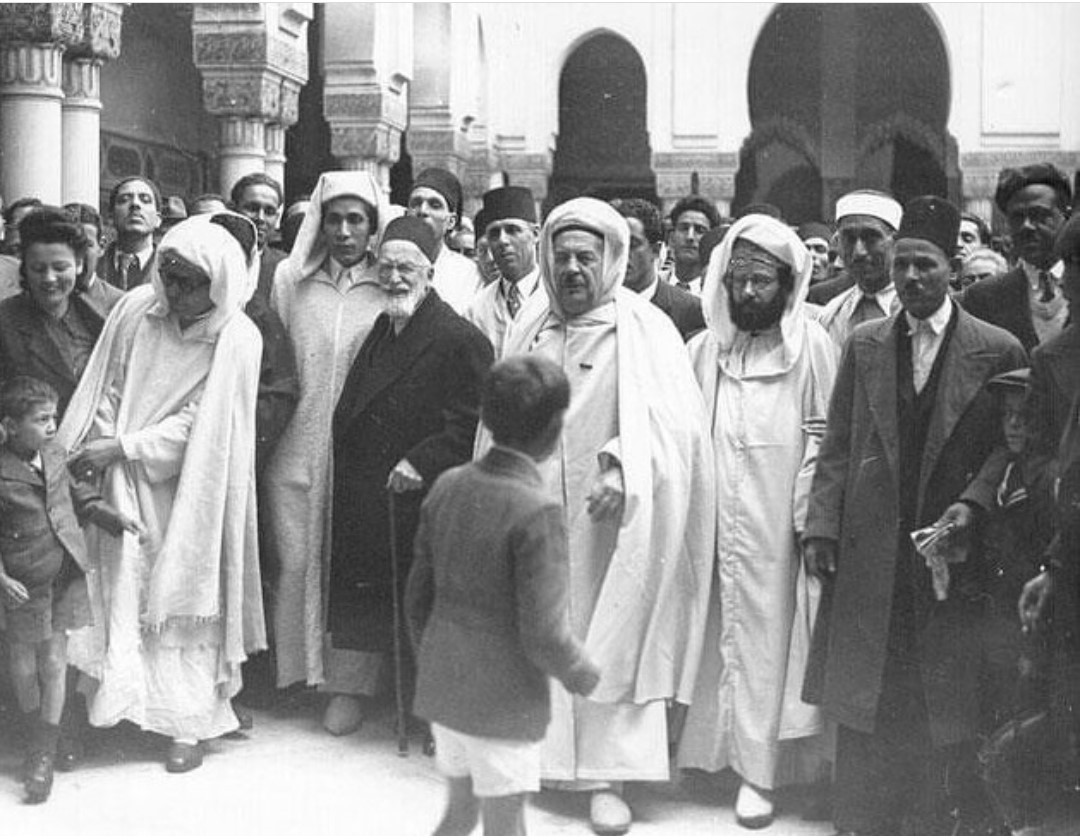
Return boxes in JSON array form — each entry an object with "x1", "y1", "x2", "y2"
[
  {"x1": 803, "y1": 196, "x2": 1027, "y2": 834},
  {"x1": 326, "y1": 216, "x2": 493, "y2": 728}
]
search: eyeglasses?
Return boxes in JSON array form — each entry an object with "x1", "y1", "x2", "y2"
[{"x1": 377, "y1": 260, "x2": 427, "y2": 280}]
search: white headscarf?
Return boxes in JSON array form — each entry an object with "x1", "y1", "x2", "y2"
[
  {"x1": 151, "y1": 212, "x2": 258, "y2": 337},
  {"x1": 702, "y1": 213, "x2": 814, "y2": 372},
  {"x1": 539, "y1": 197, "x2": 629, "y2": 319},
  {"x1": 280, "y1": 171, "x2": 388, "y2": 283}
]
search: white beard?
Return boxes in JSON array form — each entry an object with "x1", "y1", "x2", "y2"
[{"x1": 383, "y1": 286, "x2": 427, "y2": 321}]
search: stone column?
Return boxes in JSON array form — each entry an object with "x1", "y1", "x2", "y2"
[
  {"x1": 218, "y1": 116, "x2": 266, "y2": 193},
  {"x1": 192, "y1": 4, "x2": 311, "y2": 196},
  {"x1": 498, "y1": 149, "x2": 553, "y2": 215},
  {"x1": 0, "y1": 43, "x2": 65, "y2": 203},
  {"x1": 321, "y1": 3, "x2": 411, "y2": 195},
  {"x1": 0, "y1": 4, "x2": 83, "y2": 204},
  {"x1": 264, "y1": 123, "x2": 286, "y2": 187}
]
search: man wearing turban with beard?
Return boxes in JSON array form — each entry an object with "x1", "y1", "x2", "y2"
[
  {"x1": 492, "y1": 197, "x2": 715, "y2": 834},
  {"x1": 676, "y1": 214, "x2": 838, "y2": 828}
]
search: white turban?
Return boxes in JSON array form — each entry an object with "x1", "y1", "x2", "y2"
[
  {"x1": 539, "y1": 197, "x2": 629, "y2": 319},
  {"x1": 702, "y1": 213, "x2": 814, "y2": 368},
  {"x1": 282, "y1": 171, "x2": 388, "y2": 282}
]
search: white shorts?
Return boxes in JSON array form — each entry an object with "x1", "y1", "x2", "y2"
[{"x1": 432, "y1": 723, "x2": 541, "y2": 798}]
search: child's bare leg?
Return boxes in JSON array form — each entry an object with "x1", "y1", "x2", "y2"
[
  {"x1": 433, "y1": 776, "x2": 480, "y2": 836},
  {"x1": 480, "y1": 793, "x2": 527, "y2": 836},
  {"x1": 37, "y1": 633, "x2": 68, "y2": 726},
  {"x1": 7, "y1": 641, "x2": 39, "y2": 713}
]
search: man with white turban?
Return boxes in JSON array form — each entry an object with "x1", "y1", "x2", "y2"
[
  {"x1": 263, "y1": 172, "x2": 387, "y2": 733},
  {"x1": 496, "y1": 197, "x2": 715, "y2": 834},
  {"x1": 58, "y1": 212, "x2": 265, "y2": 772},
  {"x1": 676, "y1": 214, "x2": 838, "y2": 827}
]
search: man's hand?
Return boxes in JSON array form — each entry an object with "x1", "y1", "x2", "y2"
[
  {"x1": 934, "y1": 502, "x2": 975, "y2": 534},
  {"x1": 0, "y1": 574, "x2": 28, "y2": 608},
  {"x1": 803, "y1": 537, "x2": 838, "y2": 580},
  {"x1": 386, "y1": 458, "x2": 424, "y2": 493},
  {"x1": 119, "y1": 515, "x2": 148, "y2": 542},
  {"x1": 586, "y1": 465, "x2": 625, "y2": 523},
  {"x1": 69, "y1": 438, "x2": 125, "y2": 480},
  {"x1": 1019, "y1": 571, "x2": 1053, "y2": 632}
]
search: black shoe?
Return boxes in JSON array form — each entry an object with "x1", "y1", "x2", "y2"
[
  {"x1": 165, "y1": 741, "x2": 203, "y2": 773},
  {"x1": 55, "y1": 734, "x2": 83, "y2": 772},
  {"x1": 23, "y1": 752, "x2": 54, "y2": 804}
]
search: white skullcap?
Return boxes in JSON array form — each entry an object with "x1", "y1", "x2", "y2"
[{"x1": 835, "y1": 190, "x2": 902, "y2": 230}]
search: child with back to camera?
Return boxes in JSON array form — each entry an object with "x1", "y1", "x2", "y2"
[
  {"x1": 406, "y1": 355, "x2": 601, "y2": 836},
  {"x1": 0, "y1": 376, "x2": 140, "y2": 803}
]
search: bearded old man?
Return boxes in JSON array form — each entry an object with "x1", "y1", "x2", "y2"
[
  {"x1": 494, "y1": 197, "x2": 715, "y2": 835},
  {"x1": 677, "y1": 214, "x2": 838, "y2": 828}
]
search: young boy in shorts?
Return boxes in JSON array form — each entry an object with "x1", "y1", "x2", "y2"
[{"x1": 406, "y1": 355, "x2": 600, "y2": 836}]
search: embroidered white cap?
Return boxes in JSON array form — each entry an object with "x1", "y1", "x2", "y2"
[{"x1": 835, "y1": 190, "x2": 903, "y2": 230}]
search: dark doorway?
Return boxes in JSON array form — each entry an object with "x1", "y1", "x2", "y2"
[
  {"x1": 737, "y1": 4, "x2": 954, "y2": 221},
  {"x1": 548, "y1": 33, "x2": 656, "y2": 213}
]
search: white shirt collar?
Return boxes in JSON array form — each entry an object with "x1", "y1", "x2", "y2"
[
  {"x1": 116, "y1": 242, "x2": 154, "y2": 271},
  {"x1": 1021, "y1": 259, "x2": 1064, "y2": 289},
  {"x1": 905, "y1": 294, "x2": 953, "y2": 336},
  {"x1": 502, "y1": 266, "x2": 541, "y2": 301}
]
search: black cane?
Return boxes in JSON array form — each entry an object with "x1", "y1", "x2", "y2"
[{"x1": 387, "y1": 488, "x2": 410, "y2": 757}]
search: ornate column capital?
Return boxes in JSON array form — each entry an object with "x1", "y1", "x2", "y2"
[
  {"x1": 61, "y1": 54, "x2": 102, "y2": 109},
  {"x1": 0, "y1": 4, "x2": 83, "y2": 48},
  {"x1": 67, "y1": 3, "x2": 124, "y2": 61}
]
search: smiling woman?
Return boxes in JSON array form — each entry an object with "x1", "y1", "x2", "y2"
[{"x1": 0, "y1": 208, "x2": 107, "y2": 416}]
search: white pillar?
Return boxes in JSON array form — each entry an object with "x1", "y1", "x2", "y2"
[
  {"x1": 0, "y1": 44, "x2": 65, "y2": 204},
  {"x1": 61, "y1": 57, "x2": 102, "y2": 205},
  {"x1": 264, "y1": 123, "x2": 286, "y2": 189},
  {"x1": 218, "y1": 117, "x2": 266, "y2": 198}
]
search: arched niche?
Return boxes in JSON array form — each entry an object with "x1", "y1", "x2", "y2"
[
  {"x1": 737, "y1": 3, "x2": 955, "y2": 222},
  {"x1": 547, "y1": 32, "x2": 656, "y2": 212}
]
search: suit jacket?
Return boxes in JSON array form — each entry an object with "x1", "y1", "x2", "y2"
[
  {"x1": 807, "y1": 270, "x2": 855, "y2": 306},
  {"x1": 1028, "y1": 323, "x2": 1080, "y2": 462},
  {"x1": 407, "y1": 446, "x2": 597, "y2": 740},
  {"x1": 0, "y1": 292, "x2": 106, "y2": 415},
  {"x1": 960, "y1": 266, "x2": 1040, "y2": 353},
  {"x1": 650, "y1": 279, "x2": 705, "y2": 341},
  {"x1": 328, "y1": 290, "x2": 494, "y2": 653},
  {"x1": 255, "y1": 247, "x2": 286, "y2": 306},
  {"x1": 99, "y1": 241, "x2": 156, "y2": 291},
  {"x1": 804, "y1": 307, "x2": 1026, "y2": 745},
  {"x1": 244, "y1": 291, "x2": 299, "y2": 475}
]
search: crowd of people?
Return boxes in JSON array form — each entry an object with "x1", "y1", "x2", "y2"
[{"x1": 0, "y1": 159, "x2": 1077, "y2": 836}]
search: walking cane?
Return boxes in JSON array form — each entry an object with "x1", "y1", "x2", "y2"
[{"x1": 386, "y1": 488, "x2": 410, "y2": 757}]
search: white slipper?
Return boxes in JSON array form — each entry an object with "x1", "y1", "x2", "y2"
[{"x1": 735, "y1": 780, "x2": 774, "y2": 829}]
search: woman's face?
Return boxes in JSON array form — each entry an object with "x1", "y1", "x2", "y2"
[
  {"x1": 159, "y1": 250, "x2": 214, "y2": 321},
  {"x1": 23, "y1": 241, "x2": 81, "y2": 315}
]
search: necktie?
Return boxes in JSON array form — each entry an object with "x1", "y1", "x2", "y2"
[
  {"x1": 506, "y1": 281, "x2": 522, "y2": 319},
  {"x1": 118, "y1": 251, "x2": 137, "y2": 291},
  {"x1": 1038, "y1": 270, "x2": 1055, "y2": 303},
  {"x1": 912, "y1": 319, "x2": 935, "y2": 394}
]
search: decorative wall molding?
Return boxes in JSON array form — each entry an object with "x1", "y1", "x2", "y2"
[{"x1": 653, "y1": 151, "x2": 739, "y2": 201}]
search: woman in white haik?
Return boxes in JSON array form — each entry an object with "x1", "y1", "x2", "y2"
[
  {"x1": 264, "y1": 172, "x2": 388, "y2": 735},
  {"x1": 59, "y1": 212, "x2": 265, "y2": 772}
]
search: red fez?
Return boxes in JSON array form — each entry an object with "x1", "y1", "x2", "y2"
[
  {"x1": 381, "y1": 215, "x2": 438, "y2": 262},
  {"x1": 897, "y1": 196, "x2": 960, "y2": 258}
]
